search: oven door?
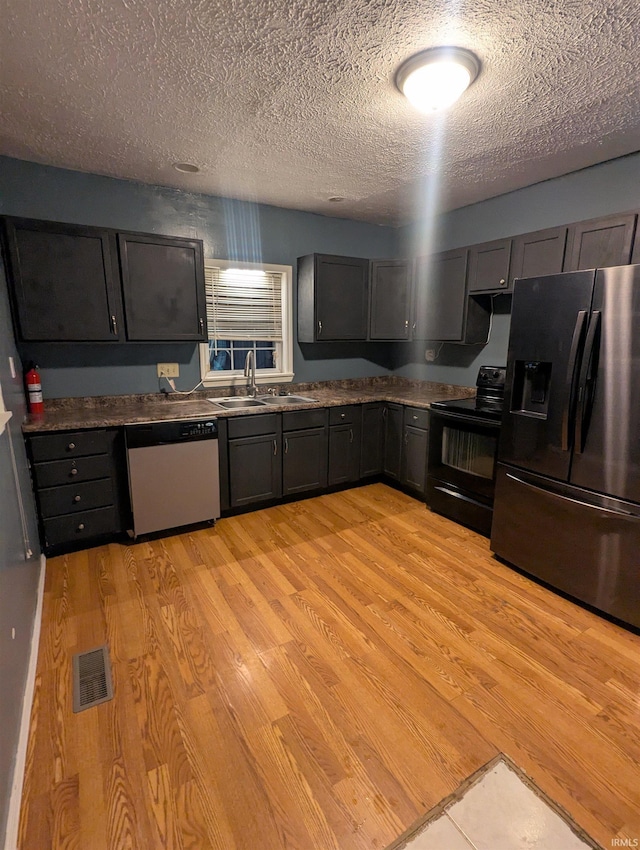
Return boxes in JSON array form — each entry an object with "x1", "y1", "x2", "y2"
[{"x1": 426, "y1": 409, "x2": 500, "y2": 535}]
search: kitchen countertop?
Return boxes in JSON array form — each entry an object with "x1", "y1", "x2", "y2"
[{"x1": 22, "y1": 377, "x2": 475, "y2": 433}]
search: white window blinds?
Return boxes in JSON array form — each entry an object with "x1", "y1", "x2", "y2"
[{"x1": 205, "y1": 265, "x2": 283, "y2": 341}]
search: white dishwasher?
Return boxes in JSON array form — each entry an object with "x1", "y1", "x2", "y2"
[{"x1": 125, "y1": 418, "x2": 220, "y2": 538}]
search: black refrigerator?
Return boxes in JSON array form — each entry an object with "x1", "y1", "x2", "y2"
[{"x1": 491, "y1": 263, "x2": 640, "y2": 629}]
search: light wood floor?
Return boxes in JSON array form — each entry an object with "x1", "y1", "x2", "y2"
[{"x1": 19, "y1": 483, "x2": 640, "y2": 849}]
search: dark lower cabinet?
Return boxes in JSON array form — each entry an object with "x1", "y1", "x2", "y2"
[
  {"x1": 27, "y1": 428, "x2": 128, "y2": 554},
  {"x1": 328, "y1": 406, "x2": 362, "y2": 485},
  {"x1": 283, "y1": 427, "x2": 328, "y2": 495},
  {"x1": 225, "y1": 414, "x2": 282, "y2": 509},
  {"x1": 383, "y1": 403, "x2": 403, "y2": 481},
  {"x1": 401, "y1": 407, "x2": 430, "y2": 496},
  {"x1": 360, "y1": 403, "x2": 385, "y2": 477}
]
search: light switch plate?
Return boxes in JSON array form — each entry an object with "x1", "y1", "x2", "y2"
[{"x1": 157, "y1": 362, "x2": 179, "y2": 378}]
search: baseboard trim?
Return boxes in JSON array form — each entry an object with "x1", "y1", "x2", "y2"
[{"x1": 3, "y1": 553, "x2": 46, "y2": 850}]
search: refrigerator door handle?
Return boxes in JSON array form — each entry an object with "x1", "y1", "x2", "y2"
[
  {"x1": 575, "y1": 310, "x2": 601, "y2": 454},
  {"x1": 505, "y1": 472, "x2": 640, "y2": 520},
  {"x1": 561, "y1": 310, "x2": 588, "y2": 451}
]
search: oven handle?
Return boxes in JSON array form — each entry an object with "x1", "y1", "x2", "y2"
[
  {"x1": 433, "y1": 485, "x2": 489, "y2": 507},
  {"x1": 430, "y1": 410, "x2": 500, "y2": 428}
]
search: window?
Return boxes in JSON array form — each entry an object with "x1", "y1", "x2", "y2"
[{"x1": 199, "y1": 259, "x2": 293, "y2": 387}]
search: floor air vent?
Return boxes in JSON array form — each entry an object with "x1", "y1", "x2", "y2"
[{"x1": 72, "y1": 645, "x2": 113, "y2": 712}]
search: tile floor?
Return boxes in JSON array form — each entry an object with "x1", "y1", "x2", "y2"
[{"x1": 405, "y1": 760, "x2": 598, "y2": 850}]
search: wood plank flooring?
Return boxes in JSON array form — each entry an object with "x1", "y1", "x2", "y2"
[{"x1": 18, "y1": 483, "x2": 640, "y2": 849}]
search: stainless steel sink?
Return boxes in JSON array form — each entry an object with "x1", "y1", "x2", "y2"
[
  {"x1": 207, "y1": 397, "x2": 267, "y2": 409},
  {"x1": 258, "y1": 395, "x2": 319, "y2": 405}
]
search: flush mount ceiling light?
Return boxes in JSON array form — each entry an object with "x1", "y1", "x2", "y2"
[
  {"x1": 395, "y1": 46, "x2": 480, "y2": 113},
  {"x1": 173, "y1": 162, "x2": 200, "y2": 173}
]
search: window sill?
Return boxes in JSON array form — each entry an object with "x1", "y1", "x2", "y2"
[{"x1": 201, "y1": 372, "x2": 294, "y2": 389}]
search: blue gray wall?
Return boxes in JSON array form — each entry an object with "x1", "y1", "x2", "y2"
[
  {"x1": 395, "y1": 152, "x2": 640, "y2": 386},
  {"x1": 0, "y1": 156, "x2": 397, "y2": 398},
  {"x1": 0, "y1": 255, "x2": 41, "y2": 842}
]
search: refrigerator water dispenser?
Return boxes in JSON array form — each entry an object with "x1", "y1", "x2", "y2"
[{"x1": 512, "y1": 360, "x2": 552, "y2": 417}]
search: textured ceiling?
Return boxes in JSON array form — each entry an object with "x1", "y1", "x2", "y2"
[{"x1": 1, "y1": 0, "x2": 639, "y2": 225}]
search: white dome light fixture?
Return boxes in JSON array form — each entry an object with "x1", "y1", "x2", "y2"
[{"x1": 396, "y1": 46, "x2": 480, "y2": 113}]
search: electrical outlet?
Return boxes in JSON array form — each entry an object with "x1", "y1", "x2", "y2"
[
  {"x1": 157, "y1": 362, "x2": 179, "y2": 378},
  {"x1": 425, "y1": 348, "x2": 437, "y2": 362}
]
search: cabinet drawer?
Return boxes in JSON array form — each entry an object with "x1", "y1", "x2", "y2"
[
  {"x1": 32, "y1": 454, "x2": 112, "y2": 488},
  {"x1": 43, "y1": 507, "x2": 118, "y2": 548},
  {"x1": 227, "y1": 414, "x2": 278, "y2": 439},
  {"x1": 39, "y1": 478, "x2": 114, "y2": 518},
  {"x1": 282, "y1": 408, "x2": 328, "y2": 431},
  {"x1": 329, "y1": 405, "x2": 359, "y2": 426},
  {"x1": 30, "y1": 429, "x2": 109, "y2": 462},
  {"x1": 403, "y1": 407, "x2": 429, "y2": 430}
]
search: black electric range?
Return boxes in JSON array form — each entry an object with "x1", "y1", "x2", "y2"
[{"x1": 430, "y1": 365, "x2": 506, "y2": 423}]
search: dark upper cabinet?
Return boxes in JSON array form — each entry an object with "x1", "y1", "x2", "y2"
[
  {"x1": 564, "y1": 213, "x2": 637, "y2": 271},
  {"x1": 297, "y1": 254, "x2": 369, "y2": 342},
  {"x1": 369, "y1": 259, "x2": 413, "y2": 340},
  {"x1": 510, "y1": 226, "x2": 568, "y2": 283},
  {"x1": 2, "y1": 216, "x2": 206, "y2": 343},
  {"x1": 118, "y1": 233, "x2": 206, "y2": 341},
  {"x1": 633, "y1": 219, "x2": 640, "y2": 264},
  {"x1": 2, "y1": 218, "x2": 123, "y2": 342},
  {"x1": 467, "y1": 238, "x2": 512, "y2": 293},
  {"x1": 414, "y1": 249, "x2": 468, "y2": 341}
]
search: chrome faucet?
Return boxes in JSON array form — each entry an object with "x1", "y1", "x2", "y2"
[{"x1": 244, "y1": 350, "x2": 257, "y2": 397}]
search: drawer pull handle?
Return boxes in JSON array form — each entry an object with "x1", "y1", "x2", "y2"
[
  {"x1": 77, "y1": 523, "x2": 85, "y2": 531},
  {"x1": 349, "y1": 428, "x2": 353, "y2": 443},
  {"x1": 199, "y1": 317, "x2": 204, "y2": 334},
  {"x1": 413, "y1": 415, "x2": 418, "y2": 420},
  {"x1": 73, "y1": 495, "x2": 81, "y2": 503},
  {"x1": 284, "y1": 438, "x2": 289, "y2": 454},
  {"x1": 273, "y1": 439, "x2": 277, "y2": 456},
  {"x1": 318, "y1": 320, "x2": 322, "y2": 336},
  {"x1": 68, "y1": 442, "x2": 76, "y2": 450},
  {"x1": 110, "y1": 315, "x2": 118, "y2": 335},
  {"x1": 70, "y1": 468, "x2": 78, "y2": 476}
]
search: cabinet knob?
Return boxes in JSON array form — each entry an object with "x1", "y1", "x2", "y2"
[
  {"x1": 73, "y1": 495, "x2": 81, "y2": 503},
  {"x1": 77, "y1": 523, "x2": 85, "y2": 531},
  {"x1": 68, "y1": 442, "x2": 76, "y2": 450},
  {"x1": 499, "y1": 279, "x2": 506, "y2": 285},
  {"x1": 412, "y1": 415, "x2": 418, "y2": 420},
  {"x1": 340, "y1": 413, "x2": 346, "y2": 419},
  {"x1": 70, "y1": 468, "x2": 78, "y2": 476}
]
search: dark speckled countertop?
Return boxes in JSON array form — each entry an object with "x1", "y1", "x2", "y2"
[{"x1": 22, "y1": 377, "x2": 475, "y2": 433}]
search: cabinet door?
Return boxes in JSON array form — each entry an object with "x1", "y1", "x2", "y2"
[
  {"x1": 401, "y1": 425, "x2": 429, "y2": 495},
  {"x1": 118, "y1": 232, "x2": 206, "y2": 341},
  {"x1": 510, "y1": 226, "x2": 568, "y2": 282},
  {"x1": 369, "y1": 259, "x2": 412, "y2": 340},
  {"x1": 3, "y1": 217, "x2": 122, "y2": 341},
  {"x1": 414, "y1": 249, "x2": 468, "y2": 340},
  {"x1": 229, "y1": 434, "x2": 282, "y2": 507},
  {"x1": 282, "y1": 427, "x2": 328, "y2": 495},
  {"x1": 298, "y1": 254, "x2": 369, "y2": 341},
  {"x1": 360, "y1": 403, "x2": 385, "y2": 477},
  {"x1": 383, "y1": 404, "x2": 403, "y2": 480},
  {"x1": 467, "y1": 238, "x2": 512, "y2": 293},
  {"x1": 328, "y1": 421, "x2": 361, "y2": 486},
  {"x1": 564, "y1": 214, "x2": 637, "y2": 271}
]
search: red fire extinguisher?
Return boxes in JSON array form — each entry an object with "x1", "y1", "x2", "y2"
[{"x1": 25, "y1": 364, "x2": 45, "y2": 417}]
